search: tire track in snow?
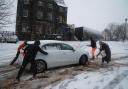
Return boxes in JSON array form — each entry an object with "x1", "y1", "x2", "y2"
[{"x1": 103, "y1": 70, "x2": 128, "y2": 89}]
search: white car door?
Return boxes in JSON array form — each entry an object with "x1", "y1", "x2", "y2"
[
  {"x1": 60, "y1": 43, "x2": 79, "y2": 65},
  {"x1": 41, "y1": 43, "x2": 66, "y2": 68}
]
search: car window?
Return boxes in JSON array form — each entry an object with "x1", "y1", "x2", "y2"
[
  {"x1": 42, "y1": 43, "x2": 61, "y2": 50},
  {"x1": 61, "y1": 43, "x2": 74, "y2": 50}
]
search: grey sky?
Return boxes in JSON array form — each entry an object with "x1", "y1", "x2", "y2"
[{"x1": 65, "y1": 0, "x2": 128, "y2": 31}]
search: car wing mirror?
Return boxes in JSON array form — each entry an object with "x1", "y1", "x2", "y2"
[{"x1": 71, "y1": 48, "x2": 75, "y2": 52}]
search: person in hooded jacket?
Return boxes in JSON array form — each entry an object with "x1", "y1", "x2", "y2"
[
  {"x1": 96, "y1": 41, "x2": 111, "y2": 64},
  {"x1": 16, "y1": 40, "x2": 48, "y2": 82}
]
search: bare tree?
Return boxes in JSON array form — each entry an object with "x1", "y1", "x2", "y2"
[
  {"x1": 105, "y1": 22, "x2": 128, "y2": 41},
  {"x1": 113, "y1": 25, "x2": 122, "y2": 41},
  {"x1": 0, "y1": 0, "x2": 14, "y2": 29},
  {"x1": 107, "y1": 23, "x2": 118, "y2": 40},
  {"x1": 119, "y1": 23, "x2": 127, "y2": 42},
  {"x1": 102, "y1": 28, "x2": 111, "y2": 41}
]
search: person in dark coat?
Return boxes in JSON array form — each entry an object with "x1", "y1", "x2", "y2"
[
  {"x1": 10, "y1": 41, "x2": 27, "y2": 65},
  {"x1": 90, "y1": 37, "x2": 97, "y2": 59},
  {"x1": 16, "y1": 40, "x2": 48, "y2": 82},
  {"x1": 96, "y1": 41, "x2": 111, "y2": 64}
]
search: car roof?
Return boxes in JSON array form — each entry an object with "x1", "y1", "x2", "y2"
[
  {"x1": 40, "y1": 40, "x2": 63, "y2": 44},
  {"x1": 27, "y1": 40, "x2": 87, "y2": 50},
  {"x1": 27, "y1": 40, "x2": 64, "y2": 45},
  {"x1": 40, "y1": 40, "x2": 81, "y2": 49}
]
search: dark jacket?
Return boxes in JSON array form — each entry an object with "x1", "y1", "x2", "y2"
[
  {"x1": 24, "y1": 44, "x2": 48, "y2": 59},
  {"x1": 91, "y1": 39, "x2": 97, "y2": 48},
  {"x1": 99, "y1": 43, "x2": 111, "y2": 59}
]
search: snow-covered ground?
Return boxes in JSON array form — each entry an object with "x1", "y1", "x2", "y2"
[
  {"x1": 0, "y1": 41, "x2": 128, "y2": 89},
  {"x1": 0, "y1": 42, "x2": 22, "y2": 66},
  {"x1": 45, "y1": 67, "x2": 128, "y2": 89}
]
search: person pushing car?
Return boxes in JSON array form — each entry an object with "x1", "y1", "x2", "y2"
[
  {"x1": 16, "y1": 40, "x2": 48, "y2": 82},
  {"x1": 96, "y1": 41, "x2": 111, "y2": 65},
  {"x1": 10, "y1": 41, "x2": 27, "y2": 65}
]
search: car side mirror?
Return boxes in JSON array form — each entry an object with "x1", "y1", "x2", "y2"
[{"x1": 71, "y1": 48, "x2": 75, "y2": 52}]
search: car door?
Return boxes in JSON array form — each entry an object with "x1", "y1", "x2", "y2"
[
  {"x1": 41, "y1": 43, "x2": 65, "y2": 68},
  {"x1": 60, "y1": 43, "x2": 78, "y2": 65}
]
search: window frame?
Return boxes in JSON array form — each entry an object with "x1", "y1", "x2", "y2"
[
  {"x1": 47, "y1": 12, "x2": 53, "y2": 21},
  {"x1": 36, "y1": 10, "x2": 43, "y2": 19},
  {"x1": 23, "y1": 9, "x2": 29, "y2": 17},
  {"x1": 22, "y1": 23, "x2": 29, "y2": 32}
]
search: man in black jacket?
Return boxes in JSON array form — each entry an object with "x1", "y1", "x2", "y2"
[
  {"x1": 16, "y1": 40, "x2": 48, "y2": 82},
  {"x1": 97, "y1": 41, "x2": 111, "y2": 64}
]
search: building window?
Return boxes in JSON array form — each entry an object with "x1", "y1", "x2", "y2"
[
  {"x1": 36, "y1": 24, "x2": 42, "y2": 33},
  {"x1": 37, "y1": 10, "x2": 43, "y2": 19},
  {"x1": 59, "y1": 16, "x2": 63, "y2": 23},
  {"x1": 23, "y1": 9, "x2": 29, "y2": 17},
  {"x1": 22, "y1": 23, "x2": 29, "y2": 32},
  {"x1": 24, "y1": 0, "x2": 29, "y2": 4},
  {"x1": 47, "y1": 3, "x2": 53, "y2": 9},
  {"x1": 59, "y1": 7, "x2": 64, "y2": 12},
  {"x1": 47, "y1": 12, "x2": 53, "y2": 21},
  {"x1": 63, "y1": 18, "x2": 66, "y2": 23},
  {"x1": 38, "y1": 1, "x2": 44, "y2": 6}
]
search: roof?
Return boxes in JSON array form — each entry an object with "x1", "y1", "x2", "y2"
[{"x1": 54, "y1": 0, "x2": 67, "y2": 7}]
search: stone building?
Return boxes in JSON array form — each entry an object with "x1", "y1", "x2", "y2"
[{"x1": 16, "y1": 0, "x2": 67, "y2": 40}]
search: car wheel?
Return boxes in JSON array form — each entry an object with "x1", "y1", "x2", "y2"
[
  {"x1": 79, "y1": 55, "x2": 88, "y2": 65},
  {"x1": 36, "y1": 59, "x2": 47, "y2": 73}
]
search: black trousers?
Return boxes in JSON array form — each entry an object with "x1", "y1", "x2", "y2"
[
  {"x1": 102, "y1": 56, "x2": 110, "y2": 63},
  {"x1": 10, "y1": 51, "x2": 20, "y2": 65},
  {"x1": 16, "y1": 57, "x2": 37, "y2": 80}
]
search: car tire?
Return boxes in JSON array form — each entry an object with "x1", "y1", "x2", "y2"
[
  {"x1": 79, "y1": 55, "x2": 88, "y2": 65},
  {"x1": 36, "y1": 59, "x2": 47, "y2": 73}
]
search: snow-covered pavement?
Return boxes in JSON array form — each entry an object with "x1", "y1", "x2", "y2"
[{"x1": 0, "y1": 41, "x2": 128, "y2": 89}]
